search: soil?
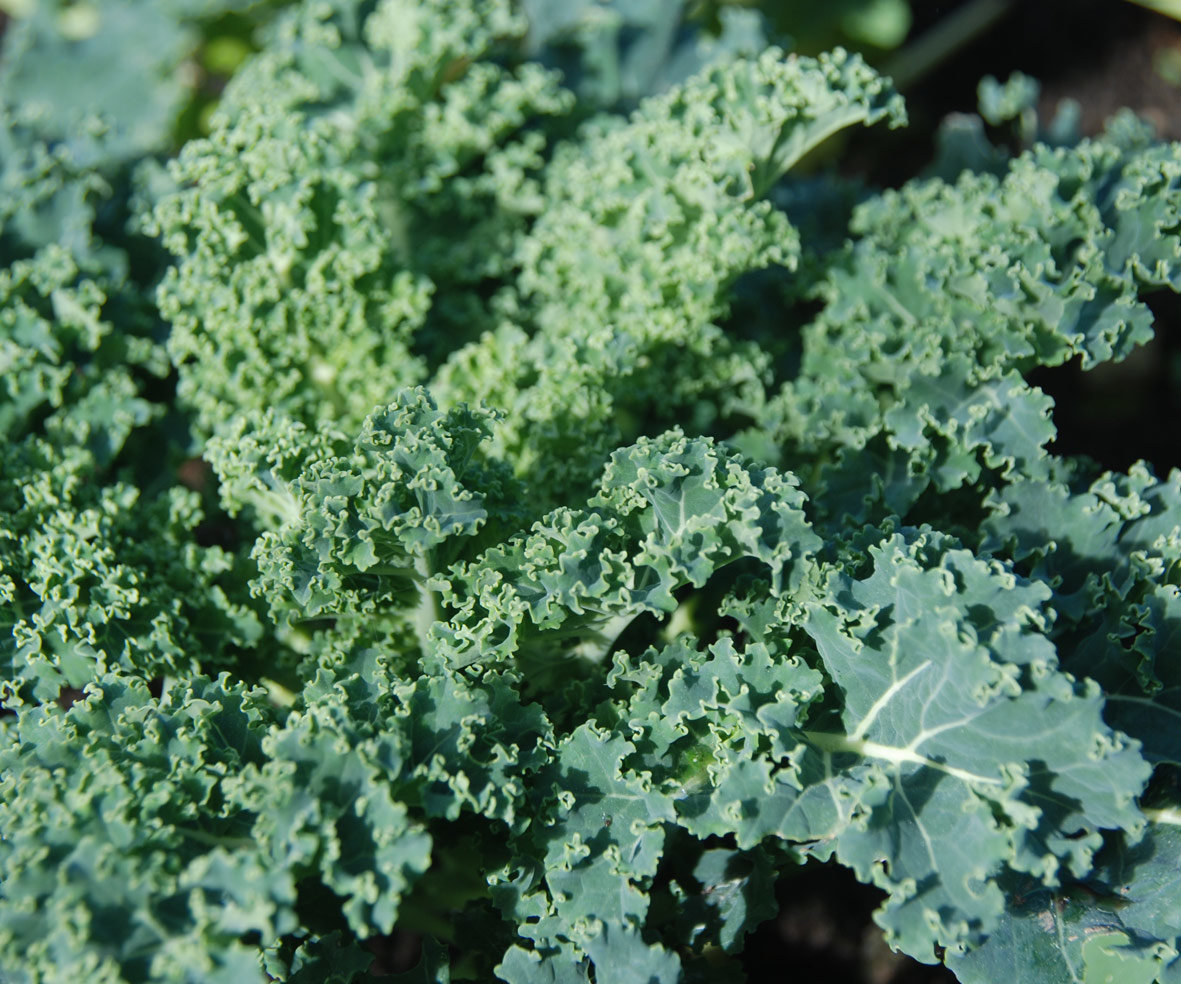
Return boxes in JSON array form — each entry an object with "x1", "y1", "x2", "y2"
[
  {"x1": 742, "y1": 863, "x2": 957, "y2": 983},
  {"x1": 908, "y1": 0, "x2": 1181, "y2": 139}
]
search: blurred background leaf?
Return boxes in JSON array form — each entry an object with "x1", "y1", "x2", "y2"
[{"x1": 1128, "y1": 0, "x2": 1181, "y2": 21}]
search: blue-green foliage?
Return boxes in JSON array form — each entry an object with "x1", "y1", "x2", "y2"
[{"x1": 1, "y1": 1, "x2": 1179, "y2": 983}]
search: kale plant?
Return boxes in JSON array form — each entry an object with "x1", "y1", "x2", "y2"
[{"x1": 1, "y1": 1, "x2": 1179, "y2": 982}]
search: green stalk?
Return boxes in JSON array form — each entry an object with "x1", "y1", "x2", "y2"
[
  {"x1": 883, "y1": 0, "x2": 1017, "y2": 92},
  {"x1": 412, "y1": 552, "x2": 439, "y2": 654}
]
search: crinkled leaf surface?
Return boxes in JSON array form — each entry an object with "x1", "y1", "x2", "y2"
[{"x1": 793, "y1": 533, "x2": 1151, "y2": 960}]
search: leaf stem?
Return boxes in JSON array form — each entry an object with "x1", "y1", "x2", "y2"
[
  {"x1": 413, "y1": 553, "x2": 439, "y2": 653},
  {"x1": 883, "y1": 0, "x2": 1017, "y2": 92},
  {"x1": 802, "y1": 730, "x2": 1005, "y2": 786},
  {"x1": 1143, "y1": 806, "x2": 1181, "y2": 826}
]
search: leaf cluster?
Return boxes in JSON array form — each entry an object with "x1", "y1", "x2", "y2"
[{"x1": 1, "y1": 2, "x2": 1179, "y2": 983}]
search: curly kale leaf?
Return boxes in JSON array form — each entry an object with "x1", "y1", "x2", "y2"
[
  {"x1": 0, "y1": 674, "x2": 286, "y2": 983},
  {"x1": 0, "y1": 242, "x2": 259, "y2": 702},
  {"x1": 763, "y1": 129, "x2": 1181, "y2": 532},
  {"x1": 981, "y1": 463, "x2": 1181, "y2": 768},
  {"x1": 430, "y1": 431, "x2": 821, "y2": 675},
  {"x1": 521, "y1": 0, "x2": 769, "y2": 112},
  {"x1": 207, "y1": 388, "x2": 524, "y2": 661},
  {"x1": 145, "y1": 0, "x2": 574, "y2": 437},
  {"x1": 948, "y1": 818, "x2": 1181, "y2": 984},
  {"x1": 436, "y1": 47, "x2": 904, "y2": 506},
  {"x1": 0, "y1": 0, "x2": 280, "y2": 272},
  {"x1": 0, "y1": 438, "x2": 263, "y2": 702},
  {"x1": 791, "y1": 531, "x2": 1150, "y2": 961},
  {"x1": 0, "y1": 243, "x2": 166, "y2": 459}
]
